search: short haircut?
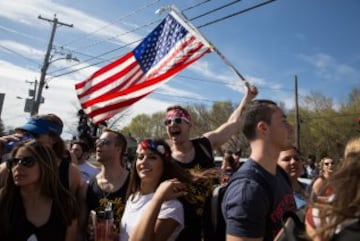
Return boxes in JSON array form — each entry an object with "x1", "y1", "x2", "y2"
[
  {"x1": 70, "y1": 139, "x2": 90, "y2": 153},
  {"x1": 241, "y1": 99, "x2": 278, "y2": 141},
  {"x1": 102, "y1": 128, "x2": 127, "y2": 158}
]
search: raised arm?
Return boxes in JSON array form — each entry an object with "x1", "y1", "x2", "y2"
[
  {"x1": 129, "y1": 179, "x2": 186, "y2": 241},
  {"x1": 204, "y1": 83, "x2": 258, "y2": 148}
]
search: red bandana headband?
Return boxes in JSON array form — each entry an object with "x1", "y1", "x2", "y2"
[{"x1": 166, "y1": 108, "x2": 191, "y2": 123}]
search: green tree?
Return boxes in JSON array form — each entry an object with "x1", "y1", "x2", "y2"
[
  {"x1": 287, "y1": 89, "x2": 360, "y2": 161},
  {"x1": 121, "y1": 114, "x2": 152, "y2": 140}
]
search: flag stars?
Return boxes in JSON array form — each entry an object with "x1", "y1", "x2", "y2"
[{"x1": 133, "y1": 14, "x2": 189, "y2": 72}]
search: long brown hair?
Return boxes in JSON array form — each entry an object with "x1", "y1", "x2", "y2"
[
  {"x1": 0, "y1": 140, "x2": 78, "y2": 238},
  {"x1": 126, "y1": 138, "x2": 218, "y2": 203}
]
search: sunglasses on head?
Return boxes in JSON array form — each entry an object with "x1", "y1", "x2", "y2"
[
  {"x1": 281, "y1": 155, "x2": 301, "y2": 162},
  {"x1": 164, "y1": 117, "x2": 188, "y2": 126},
  {"x1": 7, "y1": 156, "x2": 36, "y2": 168},
  {"x1": 95, "y1": 138, "x2": 113, "y2": 146}
]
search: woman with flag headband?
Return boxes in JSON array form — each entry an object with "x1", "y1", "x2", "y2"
[{"x1": 119, "y1": 138, "x2": 218, "y2": 241}]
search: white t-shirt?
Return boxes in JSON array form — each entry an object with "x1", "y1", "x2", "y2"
[
  {"x1": 119, "y1": 192, "x2": 184, "y2": 241},
  {"x1": 77, "y1": 162, "x2": 99, "y2": 183}
]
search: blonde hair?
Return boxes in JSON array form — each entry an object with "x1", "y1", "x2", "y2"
[{"x1": 344, "y1": 136, "x2": 360, "y2": 159}]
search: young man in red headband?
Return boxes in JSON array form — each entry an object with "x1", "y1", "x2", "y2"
[
  {"x1": 164, "y1": 84, "x2": 257, "y2": 170},
  {"x1": 164, "y1": 84, "x2": 258, "y2": 241}
]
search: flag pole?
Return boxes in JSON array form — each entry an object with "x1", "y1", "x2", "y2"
[{"x1": 156, "y1": 5, "x2": 250, "y2": 87}]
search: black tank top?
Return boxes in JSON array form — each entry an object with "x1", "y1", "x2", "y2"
[
  {"x1": 174, "y1": 137, "x2": 215, "y2": 241},
  {"x1": 11, "y1": 201, "x2": 66, "y2": 241},
  {"x1": 86, "y1": 174, "x2": 130, "y2": 234},
  {"x1": 173, "y1": 136, "x2": 215, "y2": 170}
]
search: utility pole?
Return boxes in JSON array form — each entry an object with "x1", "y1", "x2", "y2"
[
  {"x1": 31, "y1": 14, "x2": 73, "y2": 116},
  {"x1": 294, "y1": 75, "x2": 301, "y2": 152}
]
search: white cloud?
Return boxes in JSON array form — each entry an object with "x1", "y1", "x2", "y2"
[
  {"x1": 299, "y1": 53, "x2": 359, "y2": 82},
  {"x1": 0, "y1": 40, "x2": 43, "y2": 60},
  {"x1": 0, "y1": 0, "x2": 142, "y2": 46}
]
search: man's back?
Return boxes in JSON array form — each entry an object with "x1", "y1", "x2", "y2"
[{"x1": 222, "y1": 159, "x2": 296, "y2": 241}]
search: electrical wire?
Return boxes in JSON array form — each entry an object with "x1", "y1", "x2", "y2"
[
  {"x1": 61, "y1": 0, "x2": 162, "y2": 48},
  {"x1": 53, "y1": 0, "x2": 217, "y2": 67},
  {"x1": 198, "y1": 0, "x2": 277, "y2": 28},
  {"x1": 0, "y1": 44, "x2": 40, "y2": 67},
  {"x1": 63, "y1": 0, "x2": 213, "y2": 51},
  {"x1": 190, "y1": 0, "x2": 243, "y2": 21},
  {"x1": 175, "y1": 75, "x2": 294, "y2": 92},
  {"x1": 74, "y1": 18, "x2": 161, "y2": 52},
  {"x1": 0, "y1": 24, "x2": 48, "y2": 45},
  {"x1": 47, "y1": 0, "x2": 277, "y2": 79},
  {"x1": 182, "y1": 0, "x2": 213, "y2": 12},
  {"x1": 47, "y1": 38, "x2": 141, "y2": 79}
]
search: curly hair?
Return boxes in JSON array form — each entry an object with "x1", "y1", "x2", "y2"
[{"x1": 310, "y1": 150, "x2": 360, "y2": 240}]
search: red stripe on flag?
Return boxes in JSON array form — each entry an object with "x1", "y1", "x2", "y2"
[
  {"x1": 87, "y1": 92, "x2": 150, "y2": 118},
  {"x1": 77, "y1": 60, "x2": 138, "y2": 99},
  {"x1": 79, "y1": 66, "x2": 143, "y2": 103},
  {"x1": 81, "y1": 47, "x2": 210, "y2": 109},
  {"x1": 75, "y1": 52, "x2": 133, "y2": 90}
]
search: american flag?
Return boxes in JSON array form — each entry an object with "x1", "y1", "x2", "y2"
[{"x1": 75, "y1": 11, "x2": 213, "y2": 124}]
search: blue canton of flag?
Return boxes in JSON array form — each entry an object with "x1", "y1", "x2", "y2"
[{"x1": 134, "y1": 14, "x2": 188, "y2": 72}]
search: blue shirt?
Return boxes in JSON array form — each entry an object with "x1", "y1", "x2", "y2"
[{"x1": 221, "y1": 159, "x2": 296, "y2": 241}]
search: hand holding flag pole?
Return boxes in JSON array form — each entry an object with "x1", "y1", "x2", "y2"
[
  {"x1": 76, "y1": 7, "x2": 214, "y2": 124},
  {"x1": 156, "y1": 5, "x2": 251, "y2": 88}
]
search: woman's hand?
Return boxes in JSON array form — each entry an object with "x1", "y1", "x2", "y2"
[{"x1": 153, "y1": 178, "x2": 187, "y2": 202}]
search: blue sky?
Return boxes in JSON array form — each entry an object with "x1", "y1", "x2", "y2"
[{"x1": 0, "y1": 0, "x2": 359, "y2": 138}]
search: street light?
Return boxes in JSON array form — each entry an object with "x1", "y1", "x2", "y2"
[
  {"x1": 30, "y1": 53, "x2": 79, "y2": 116},
  {"x1": 30, "y1": 15, "x2": 74, "y2": 116}
]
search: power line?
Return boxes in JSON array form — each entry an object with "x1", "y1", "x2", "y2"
[
  {"x1": 61, "y1": 0, "x2": 162, "y2": 48},
  {"x1": 74, "y1": 19, "x2": 161, "y2": 52},
  {"x1": 47, "y1": 1, "x2": 277, "y2": 79},
  {"x1": 63, "y1": 0, "x2": 213, "y2": 51},
  {"x1": 0, "y1": 44, "x2": 40, "y2": 67},
  {"x1": 198, "y1": 0, "x2": 277, "y2": 28},
  {"x1": 47, "y1": 39, "x2": 141, "y2": 79},
  {"x1": 182, "y1": 0, "x2": 213, "y2": 12},
  {"x1": 0, "y1": 24, "x2": 48, "y2": 45},
  {"x1": 190, "y1": 0, "x2": 243, "y2": 21},
  {"x1": 175, "y1": 75, "x2": 294, "y2": 91}
]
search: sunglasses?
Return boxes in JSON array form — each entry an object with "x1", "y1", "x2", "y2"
[
  {"x1": 95, "y1": 138, "x2": 113, "y2": 146},
  {"x1": 281, "y1": 155, "x2": 301, "y2": 162},
  {"x1": 324, "y1": 162, "x2": 334, "y2": 166},
  {"x1": 7, "y1": 156, "x2": 37, "y2": 168},
  {"x1": 164, "y1": 117, "x2": 189, "y2": 126}
]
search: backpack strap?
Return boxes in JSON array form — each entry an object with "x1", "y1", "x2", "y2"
[
  {"x1": 211, "y1": 185, "x2": 222, "y2": 229},
  {"x1": 210, "y1": 166, "x2": 274, "y2": 230}
]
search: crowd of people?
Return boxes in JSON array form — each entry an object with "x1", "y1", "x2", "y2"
[{"x1": 0, "y1": 83, "x2": 358, "y2": 241}]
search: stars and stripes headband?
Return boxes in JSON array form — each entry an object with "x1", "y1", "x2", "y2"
[{"x1": 137, "y1": 139, "x2": 171, "y2": 161}]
